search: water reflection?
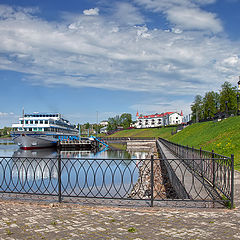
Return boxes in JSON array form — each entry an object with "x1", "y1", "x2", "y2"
[
  {"x1": 0, "y1": 137, "x2": 152, "y2": 197},
  {"x1": 0, "y1": 142, "x2": 149, "y2": 197}
]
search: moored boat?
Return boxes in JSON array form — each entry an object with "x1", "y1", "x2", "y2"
[{"x1": 11, "y1": 112, "x2": 78, "y2": 150}]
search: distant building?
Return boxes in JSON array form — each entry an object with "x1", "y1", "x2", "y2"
[
  {"x1": 100, "y1": 120, "x2": 108, "y2": 126},
  {"x1": 100, "y1": 126, "x2": 108, "y2": 134},
  {"x1": 135, "y1": 111, "x2": 183, "y2": 128}
]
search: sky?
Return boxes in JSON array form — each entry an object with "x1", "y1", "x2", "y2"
[{"x1": 0, "y1": 0, "x2": 240, "y2": 127}]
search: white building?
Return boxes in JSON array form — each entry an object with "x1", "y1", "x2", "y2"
[
  {"x1": 135, "y1": 111, "x2": 183, "y2": 129},
  {"x1": 99, "y1": 120, "x2": 108, "y2": 126}
]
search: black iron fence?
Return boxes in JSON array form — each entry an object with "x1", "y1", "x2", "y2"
[
  {"x1": 157, "y1": 138, "x2": 234, "y2": 208},
  {"x1": 0, "y1": 154, "x2": 233, "y2": 208},
  {"x1": 99, "y1": 137, "x2": 155, "y2": 141}
]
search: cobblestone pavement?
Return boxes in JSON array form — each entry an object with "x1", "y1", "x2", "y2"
[
  {"x1": 0, "y1": 170, "x2": 239, "y2": 240},
  {"x1": 0, "y1": 199, "x2": 240, "y2": 240}
]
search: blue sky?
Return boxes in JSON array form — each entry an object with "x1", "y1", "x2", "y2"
[{"x1": 0, "y1": 0, "x2": 240, "y2": 127}]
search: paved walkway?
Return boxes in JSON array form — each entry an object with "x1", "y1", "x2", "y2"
[{"x1": 0, "y1": 197, "x2": 239, "y2": 240}]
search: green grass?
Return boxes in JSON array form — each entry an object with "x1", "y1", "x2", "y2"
[
  {"x1": 105, "y1": 127, "x2": 176, "y2": 139},
  {"x1": 166, "y1": 116, "x2": 240, "y2": 169}
]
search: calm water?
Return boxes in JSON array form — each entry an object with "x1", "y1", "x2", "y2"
[{"x1": 0, "y1": 139, "x2": 147, "y2": 197}]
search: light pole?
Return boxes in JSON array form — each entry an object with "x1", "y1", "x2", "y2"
[
  {"x1": 237, "y1": 78, "x2": 240, "y2": 116},
  {"x1": 225, "y1": 101, "x2": 228, "y2": 117}
]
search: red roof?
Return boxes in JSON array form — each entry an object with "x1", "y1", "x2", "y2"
[{"x1": 138, "y1": 112, "x2": 176, "y2": 119}]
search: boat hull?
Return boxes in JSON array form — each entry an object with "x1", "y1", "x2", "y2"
[{"x1": 12, "y1": 133, "x2": 58, "y2": 150}]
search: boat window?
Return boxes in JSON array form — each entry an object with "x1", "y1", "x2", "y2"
[
  {"x1": 18, "y1": 127, "x2": 23, "y2": 131},
  {"x1": 33, "y1": 128, "x2": 37, "y2": 131},
  {"x1": 25, "y1": 120, "x2": 29, "y2": 124},
  {"x1": 40, "y1": 120, "x2": 43, "y2": 124},
  {"x1": 20, "y1": 120, "x2": 23, "y2": 124},
  {"x1": 29, "y1": 128, "x2": 32, "y2": 131},
  {"x1": 30, "y1": 120, "x2": 33, "y2": 124},
  {"x1": 35, "y1": 120, "x2": 38, "y2": 124},
  {"x1": 45, "y1": 120, "x2": 48, "y2": 124}
]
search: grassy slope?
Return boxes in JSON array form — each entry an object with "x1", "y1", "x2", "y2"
[
  {"x1": 104, "y1": 127, "x2": 176, "y2": 139},
  {"x1": 167, "y1": 116, "x2": 240, "y2": 167}
]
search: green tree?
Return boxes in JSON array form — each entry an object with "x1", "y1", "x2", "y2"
[
  {"x1": 191, "y1": 95, "x2": 203, "y2": 122},
  {"x1": 107, "y1": 113, "x2": 132, "y2": 131},
  {"x1": 85, "y1": 122, "x2": 90, "y2": 129},
  {"x1": 219, "y1": 82, "x2": 237, "y2": 114},
  {"x1": 202, "y1": 91, "x2": 220, "y2": 119},
  {"x1": 120, "y1": 113, "x2": 132, "y2": 129}
]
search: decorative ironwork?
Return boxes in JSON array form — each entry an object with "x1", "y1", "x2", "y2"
[
  {"x1": 0, "y1": 152, "x2": 234, "y2": 208},
  {"x1": 157, "y1": 138, "x2": 234, "y2": 208}
]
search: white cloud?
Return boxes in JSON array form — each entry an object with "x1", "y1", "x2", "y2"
[
  {"x1": 0, "y1": 112, "x2": 17, "y2": 128},
  {"x1": 83, "y1": 8, "x2": 99, "y2": 16},
  {"x1": 167, "y1": 7, "x2": 222, "y2": 32},
  {"x1": 0, "y1": 3, "x2": 239, "y2": 100},
  {"x1": 0, "y1": 112, "x2": 14, "y2": 116},
  {"x1": 134, "y1": 0, "x2": 221, "y2": 32},
  {"x1": 111, "y1": 2, "x2": 145, "y2": 26}
]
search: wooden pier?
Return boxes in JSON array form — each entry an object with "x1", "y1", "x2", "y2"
[{"x1": 58, "y1": 139, "x2": 98, "y2": 150}]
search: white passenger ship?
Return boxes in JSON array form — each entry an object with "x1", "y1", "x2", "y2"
[{"x1": 11, "y1": 112, "x2": 79, "y2": 149}]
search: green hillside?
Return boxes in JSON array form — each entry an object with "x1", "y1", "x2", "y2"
[
  {"x1": 104, "y1": 127, "x2": 176, "y2": 139},
  {"x1": 104, "y1": 117, "x2": 240, "y2": 168},
  {"x1": 167, "y1": 116, "x2": 240, "y2": 168}
]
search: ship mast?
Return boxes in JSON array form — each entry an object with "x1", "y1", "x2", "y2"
[{"x1": 22, "y1": 107, "x2": 24, "y2": 130}]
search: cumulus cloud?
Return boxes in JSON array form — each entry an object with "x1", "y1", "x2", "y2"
[
  {"x1": 83, "y1": 7, "x2": 99, "y2": 16},
  {"x1": 0, "y1": 112, "x2": 14, "y2": 116},
  {"x1": 167, "y1": 7, "x2": 222, "y2": 32},
  {"x1": 0, "y1": 3, "x2": 239, "y2": 100},
  {"x1": 134, "y1": 0, "x2": 221, "y2": 32},
  {"x1": 111, "y1": 2, "x2": 145, "y2": 26}
]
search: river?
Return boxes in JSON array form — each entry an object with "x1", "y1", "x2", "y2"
[{"x1": 0, "y1": 139, "x2": 148, "y2": 198}]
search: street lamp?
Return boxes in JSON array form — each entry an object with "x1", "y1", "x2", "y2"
[{"x1": 237, "y1": 77, "x2": 240, "y2": 115}]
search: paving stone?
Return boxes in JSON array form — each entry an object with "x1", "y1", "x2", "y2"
[{"x1": 0, "y1": 199, "x2": 240, "y2": 239}]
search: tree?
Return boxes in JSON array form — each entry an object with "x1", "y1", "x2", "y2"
[
  {"x1": 120, "y1": 113, "x2": 132, "y2": 129},
  {"x1": 191, "y1": 95, "x2": 203, "y2": 122},
  {"x1": 107, "y1": 113, "x2": 132, "y2": 131},
  {"x1": 202, "y1": 91, "x2": 219, "y2": 119},
  {"x1": 219, "y1": 82, "x2": 237, "y2": 114},
  {"x1": 85, "y1": 122, "x2": 90, "y2": 129}
]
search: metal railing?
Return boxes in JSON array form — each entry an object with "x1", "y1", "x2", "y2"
[
  {"x1": 0, "y1": 155, "x2": 233, "y2": 207},
  {"x1": 100, "y1": 137, "x2": 155, "y2": 141},
  {"x1": 157, "y1": 138, "x2": 234, "y2": 208}
]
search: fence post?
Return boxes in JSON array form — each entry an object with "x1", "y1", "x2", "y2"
[
  {"x1": 58, "y1": 153, "x2": 62, "y2": 203},
  {"x1": 150, "y1": 155, "x2": 154, "y2": 207},
  {"x1": 212, "y1": 150, "x2": 215, "y2": 189},
  {"x1": 231, "y1": 154, "x2": 234, "y2": 209}
]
